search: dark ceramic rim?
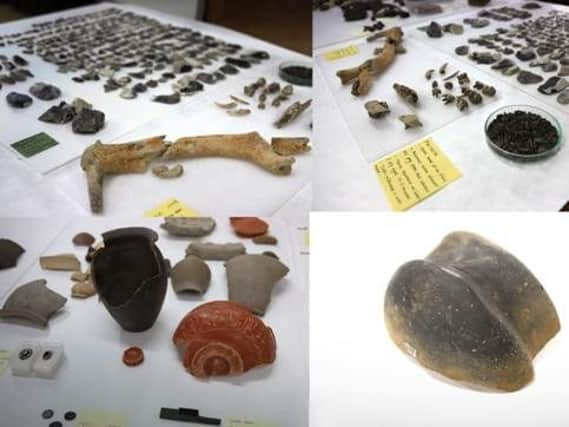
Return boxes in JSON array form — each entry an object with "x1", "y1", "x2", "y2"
[{"x1": 484, "y1": 104, "x2": 563, "y2": 162}]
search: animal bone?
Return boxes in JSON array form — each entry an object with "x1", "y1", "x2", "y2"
[
  {"x1": 274, "y1": 100, "x2": 312, "y2": 128},
  {"x1": 271, "y1": 137, "x2": 311, "y2": 156},
  {"x1": 336, "y1": 27, "x2": 403, "y2": 96},
  {"x1": 81, "y1": 136, "x2": 168, "y2": 213},
  {"x1": 163, "y1": 132, "x2": 295, "y2": 175}
]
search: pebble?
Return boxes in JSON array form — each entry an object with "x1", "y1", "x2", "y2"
[
  {"x1": 557, "y1": 89, "x2": 569, "y2": 105},
  {"x1": 120, "y1": 87, "x2": 136, "y2": 99},
  {"x1": 542, "y1": 63, "x2": 558, "y2": 73},
  {"x1": 29, "y1": 82, "x2": 61, "y2": 101},
  {"x1": 71, "y1": 109, "x2": 105, "y2": 134},
  {"x1": 72, "y1": 232, "x2": 95, "y2": 246},
  {"x1": 558, "y1": 66, "x2": 569, "y2": 77},
  {"x1": 220, "y1": 64, "x2": 239, "y2": 75},
  {"x1": 516, "y1": 48, "x2": 536, "y2": 62},
  {"x1": 517, "y1": 70, "x2": 544, "y2": 84},
  {"x1": 6, "y1": 92, "x2": 33, "y2": 108},
  {"x1": 455, "y1": 45, "x2": 469, "y2": 56},
  {"x1": 72, "y1": 97, "x2": 92, "y2": 113},
  {"x1": 153, "y1": 93, "x2": 180, "y2": 104},
  {"x1": 426, "y1": 21, "x2": 443, "y2": 38}
]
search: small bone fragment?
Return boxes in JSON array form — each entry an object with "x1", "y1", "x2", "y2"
[
  {"x1": 71, "y1": 280, "x2": 96, "y2": 298},
  {"x1": 365, "y1": 100, "x2": 390, "y2": 119},
  {"x1": 393, "y1": 83, "x2": 418, "y2": 105},
  {"x1": 398, "y1": 114, "x2": 422, "y2": 129},
  {"x1": 226, "y1": 108, "x2": 251, "y2": 116},
  {"x1": 81, "y1": 136, "x2": 168, "y2": 213},
  {"x1": 274, "y1": 99, "x2": 312, "y2": 128},
  {"x1": 40, "y1": 254, "x2": 81, "y2": 271},
  {"x1": 230, "y1": 95, "x2": 250, "y2": 105},
  {"x1": 163, "y1": 132, "x2": 295, "y2": 175},
  {"x1": 215, "y1": 101, "x2": 237, "y2": 109},
  {"x1": 185, "y1": 242, "x2": 246, "y2": 261},
  {"x1": 253, "y1": 234, "x2": 278, "y2": 245},
  {"x1": 271, "y1": 137, "x2": 311, "y2": 156},
  {"x1": 151, "y1": 164, "x2": 184, "y2": 178}
]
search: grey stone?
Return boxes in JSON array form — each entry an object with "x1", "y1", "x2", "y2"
[
  {"x1": 29, "y1": 82, "x2": 61, "y2": 101},
  {"x1": 557, "y1": 89, "x2": 569, "y2": 105},
  {"x1": 71, "y1": 109, "x2": 105, "y2": 134},
  {"x1": 516, "y1": 48, "x2": 536, "y2": 62},
  {"x1": 6, "y1": 92, "x2": 33, "y2": 108},
  {"x1": 38, "y1": 102, "x2": 75, "y2": 124},
  {"x1": 455, "y1": 45, "x2": 469, "y2": 56},
  {"x1": 517, "y1": 70, "x2": 544, "y2": 84}
]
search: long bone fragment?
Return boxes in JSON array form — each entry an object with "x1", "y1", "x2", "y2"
[
  {"x1": 162, "y1": 132, "x2": 295, "y2": 175},
  {"x1": 81, "y1": 136, "x2": 168, "y2": 213}
]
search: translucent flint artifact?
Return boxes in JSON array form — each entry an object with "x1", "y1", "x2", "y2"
[
  {"x1": 171, "y1": 255, "x2": 211, "y2": 294},
  {"x1": 0, "y1": 279, "x2": 66, "y2": 327},
  {"x1": 173, "y1": 301, "x2": 276, "y2": 378},
  {"x1": 385, "y1": 231, "x2": 560, "y2": 392},
  {"x1": 226, "y1": 254, "x2": 289, "y2": 315},
  {"x1": 91, "y1": 227, "x2": 169, "y2": 332}
]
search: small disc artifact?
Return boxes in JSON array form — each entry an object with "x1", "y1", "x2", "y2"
[
  {"x1": 384, "y1": 231, "x2": 560, "y2": 392},
  {"x1": 173, "y1": 301, "x2": 276, "y2": 378}
]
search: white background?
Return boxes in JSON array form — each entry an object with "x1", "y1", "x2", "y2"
[
  {"x1": 0, "y1": 217, "x2": 308, "y2": 427},
  {"x1": 310, "y1": 212, "x2": 569, "y2": 427}
]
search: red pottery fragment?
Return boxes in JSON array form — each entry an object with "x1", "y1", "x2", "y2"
[
  {"x1": 173, "y1": 301, "x2": 276, "y2": 378},
  {"x1": 123, "y1": 346, "x2": 144, "y2": 366},
  {"x1": 229, "y1": 217, "x2": 269, "y2": 238}
]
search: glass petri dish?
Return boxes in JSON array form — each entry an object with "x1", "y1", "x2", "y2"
[{"x1": 484, "y1": 104, "x2": 563, "y2": 162}]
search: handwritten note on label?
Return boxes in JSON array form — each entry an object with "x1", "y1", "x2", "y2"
[
  {"x1": 226, "y1": 418, "x2": 278, "y2": 427},
  {"x1": 0, "y1": 350, "x2": 11, "y2": 376},
  {"x1": 144, "y1": 197, "x2": 200, "y2": 217},
  {"x1": 373, "y1": 138, "x2": 461, "y2": 211},
  {"x1": 75, "y1": 409, "x2": 127, "y2": 427},
  {"x1": 324, "y1": 45, "x2": 359, "y2": 61}
]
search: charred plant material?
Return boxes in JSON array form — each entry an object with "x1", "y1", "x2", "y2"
[
  {"x1": 336, "y1": 27, "x2": 404, "y2": 96},
  {"x1": 425, "y1": 69, "x2": 435, "y2": 80},
  {"x1": 457, "y1": 72, "x2": 470, "y2": 88},
  {"x1": 444, "y1": 81, "x2": 453, "y2": 90},
  {"x1": 393, "y1": 83, "x2": 418, "y2": 105},
  {"x1": 81, "y1": 136, "x2": 168, "y2": 213},
  {"x1": 456, "y1": 96, "x2": 469, "y2": 111},
  {"x1": 443, "y1": 71, "x2": 460, "y2": 81},
  {"x1": 466, "y1": 89, "x2": 483, "y2": 105},
  {"x1": 432, "y1": 81, "x2": 441, "y2": 98},
  {"x1": 151, "y1": 164, "x2": 184, "y2": 178},
  {"x1": 439, "y1": 63, "x2": 448, "y2": 75},
  {"x1": 271, "y1": 137, "x2": 311, "y2": 156},
  {"x1": 163, "y1": 132, "x2": 295, "y2": 175},
  {"x1": 474, "y1": 81, "x2": 496, "y2": 97},
  {"x1": 272, "y1": 84, "x2": 293, "y2": 107},
  {"x1": 441, "y1": 93, "x2": 456, "y2": 104},
  {"x1": 258, "y1": 93, "x2": 267, "y2": 109},
  {"x1": 244, "y1": 78, "x2": 266, "y2": 97},
  {"x1": 399, "y1": 114, "x2": 422, "y2": 129},
  {"x1": 274, "y1": 99, "x2": 312, "y2": 128},
  {"x1": 365, "y1": 100, "x2": 391, "y2": 118}
]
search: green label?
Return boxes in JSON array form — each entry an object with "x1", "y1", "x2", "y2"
[{"x1": 11, "y1": 132, "x2": 59, "y2": 158}]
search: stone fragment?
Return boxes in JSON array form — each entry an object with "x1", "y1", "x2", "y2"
[
  {"x1": 29, "y1": 82, "x2": 61, "y2": 101},
  {"x1": 72, "y1": 232, "x2": 95, "y2": 246},
  {"x1": 365, "y1": 100, "x2": 390, "y2": 119},
  {"x1": 455, "y1": 45, "x2": 469, "y2": 56},
  {"x1": 517, "y1": 70, "x2": 544, "y2": 84},
  {"x1": 6, "y1": 92, "x2": 32, "y2": 108},
  {"x1": 153, "y1": 93, "x2": 180, "y2": 104},
  {"x1": 516, "y1": 48, "x2": 536, "y2": 62},
  {"x1": 71, "y1": 98, "x2": 92, "y2": 113},
  {"x1": 38, "y1": 102, "x2": 75, "y2": 124},
  {"x1": 426, "y1": 22, "x2": 443, "y2": 38},
  {"x1": 151, "y1": 164, "x2": 183, "y2": 178},
  {"x1": 253, "y1": 234, "x2": 278, "y2": 245},
  {"x1": 71, "y1": 280, "x2": 96, "y2": 298},
  {"x1": 557, "y1": 89, "x2": 569, "y2": 105},
  {"x1": 161, "y1": 217, "x2": 216, "y2": 237},
  {"x1": 71, "y1": 109, "x2": 105, "y2": 134},
  {"x1": 398, "y1": 114, "x2": 422, "y2": 129}
]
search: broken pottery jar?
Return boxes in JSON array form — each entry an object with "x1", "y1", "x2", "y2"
[
  {"x1": 0, "y1": 279, "x2": 66, "y2": 327},
  {"x1": 185, "y1": 242, "x2": 246, "y2": 261},
  {"x1": 226, "y1": 254, "x2": 289, "y2": 315},
  {"x1": 173, "y1": 301, "x2": 276, "y2": 378},
  {"x1": 91, "y1": 227, "x2": 169, "y2": 332},
  {"x1": 0, "y1": 239, "x2": 25, "y2": 269},
  {"x1": 160, "y1": 217, "x2": 216, "y2": 237},
  {"x1": 384, "y1": 231, "x2": 560, "y2": 392},
  {"x1": 171, "y1": 255, "x2": 211, "y2": 294}
]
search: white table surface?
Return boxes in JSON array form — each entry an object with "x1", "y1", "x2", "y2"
[
  {"x1": 0, "y1": 216, "x2": 308, "y2": 427},
  {"x1": 0, "y1": 2, "x2": 312, "y2": 220},
  {"x1": 314, "y1": 1, "x2": 569, "y2": 211},
  {"x1": 310, "y1": 212, "x2": 569, "y2": 427}
]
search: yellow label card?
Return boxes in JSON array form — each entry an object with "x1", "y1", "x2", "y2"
[
  {"x1": 324, "y1": 45, "x2": 359, "y2": 61},
  {"x1": 226, "y1": 418, "x2": 278, "y2": 427},
  {"x1": 0, "y1": 350, "x2": 11, "y2": 376},
  {"x1": 75, "y1": 409, "x2": 127, "y2": 427},
  {"x1": 373, "y1": 138, "x2": 461, "y2": 211},
  {"x1": 144, "y1": 197, "x2": 200, "y2": 217}
]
